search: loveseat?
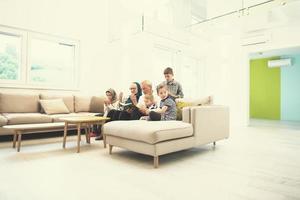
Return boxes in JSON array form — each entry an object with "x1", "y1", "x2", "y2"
[{"x1": 0, "y1": 92, "x2": 104, "y2": 136}]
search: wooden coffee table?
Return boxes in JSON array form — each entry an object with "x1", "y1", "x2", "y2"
[
  {"x1": 59, "y1": 116, "x2": 110, "y2": 153},
  {"x1": 3, "y1": 123, "x2": 73, "y2": 152}
]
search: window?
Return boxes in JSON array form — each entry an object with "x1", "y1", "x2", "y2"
[
  {"x1": 29, "y1": 36, "x2": 77, "y2": 88},
  {"x1": 0, "y1": 32, "x2": 22, "y2": 81},
  {"x1": 0, "y1": 25, "x2": 79, "y2": 90}
]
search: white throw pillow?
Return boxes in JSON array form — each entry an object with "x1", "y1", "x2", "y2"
[{"x1": 40, "y1": 99, "x2": 70, "y2": 115}]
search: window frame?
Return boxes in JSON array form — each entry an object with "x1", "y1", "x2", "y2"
[
  {"x1": 26, "y1": 32, "x2": 80, "y2": 90},
  {"x1": 0, "y1": 25, "x2": 80, "y2": 91},
  {"x1": 0, "y1": 26, "x2": 27, "y2": 85}
]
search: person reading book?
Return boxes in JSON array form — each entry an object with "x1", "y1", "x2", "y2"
[{"x1": 107, "y1": 82, "x2": 142, "y2": 120}]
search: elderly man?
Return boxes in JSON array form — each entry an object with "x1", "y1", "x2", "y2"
[{"x1": 136, "y1": 80, "x2": 160, "y2": 116}]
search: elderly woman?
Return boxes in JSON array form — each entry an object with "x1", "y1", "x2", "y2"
[{"x1": 107, "y1": 82, "x2": 142, "y2": 120}]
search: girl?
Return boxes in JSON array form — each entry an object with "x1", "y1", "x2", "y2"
[
  {"x1": 103, "y1": 88, "x2": 119, "y2": 117},
  {"x1": 93, "y1": 88, "x2": 119, "y2": 140}
]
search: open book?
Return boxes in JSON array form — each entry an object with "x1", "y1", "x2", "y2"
[
  {"x1": 119, "y1": 102, "x2": 132, "y2": 107},
  {"x1": 119, "y1": 102, "x2": 136, "y2": 110}
]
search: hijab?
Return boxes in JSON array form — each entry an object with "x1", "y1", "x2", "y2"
[
  {"x1": 105, "y1": 88, "x2": 117, "y2": 103},
  {"x1": 125, "y1": 82, "x2": 142, "y2": 104}
]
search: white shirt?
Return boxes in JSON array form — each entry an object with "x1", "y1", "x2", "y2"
[
  {"x1": 103, "y1": 101, "x2": 119, "y2": 117},
  {"x1": 137, "y1": 94, "x2": 161, "y2": 109}
]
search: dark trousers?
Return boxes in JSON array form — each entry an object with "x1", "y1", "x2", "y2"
[
  {"x1": 149, "y1": 111, "x2": 162, "y2": 121},
  {"x1": 107, "y1": 108, "x2": 142, "y2": 121},
  {"x1": 93, "y1": 113, "x2": 103, "y2": 135}
]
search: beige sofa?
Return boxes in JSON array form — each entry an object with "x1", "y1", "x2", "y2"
[
  {"x1": 0, "y1": 93, "x2": 104, "y2": 136},
  {"x1": 103, "y1": 105, "x2": 229, "y2": 168}
]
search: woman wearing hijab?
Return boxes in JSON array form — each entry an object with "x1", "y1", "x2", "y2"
[
  {"x1": 107, "y1": 82, "x2": 142, "y2": 121},
  {"x1": 103, "y1": 88, "x2": 119, "y2": 117},
  {"x1": 93, "y1": 88, "x2": 119, "y2": 140}
]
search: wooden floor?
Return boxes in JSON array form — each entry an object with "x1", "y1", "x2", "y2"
[{"x1": 0, "y1": 125, "x2": 299, "y2": 200}]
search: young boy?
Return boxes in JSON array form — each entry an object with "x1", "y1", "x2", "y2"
[
  {"x1": 139, "y1": 94, "x2": 157, "y2": 120},
  {"x1": 159, "y1": 67, "x2": 184, "y2": 100},
  {"x1": 149, "y1": 84, "x2": 177, "y2": 121}
]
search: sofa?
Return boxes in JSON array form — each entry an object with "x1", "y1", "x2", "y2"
[
  {"x1": 103, "y1": 105, "x2": 229, "y2": 168},
  {"x1": 0, "y1": 92, "x2": 104, "y2": 136}
]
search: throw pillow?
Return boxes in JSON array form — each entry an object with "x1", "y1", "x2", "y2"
[
  {"x1": 176, "y1": 100, "x2": 194, "y2": 120},
  {"x1": 40, "y1": 99, "x2": 70, "y2": 115}
]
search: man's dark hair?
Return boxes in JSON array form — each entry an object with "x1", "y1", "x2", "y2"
[{"x1": 163, "y1": 67, "x2": 174, "y2": 75}]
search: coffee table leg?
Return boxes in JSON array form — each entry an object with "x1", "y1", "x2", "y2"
[
  {"x1": 85, "y1": 124, "x2": 90, "y2": 144},
  {"x1": 63, "y1": 122, "x2": 68, "y2": 148},
  {"x1": 13, "y1": 132, "x2": 17, "y2": 148},
  {"x1": 101, "y1": 121, "x2": 106, "y2": 148},
  {"x1": 85, "y1": 127, "x2": 89, "y2": 143},
  {"x1": 17, "y1": 132, "x2": 22, "y2": 152},
  {"x1": 77, "y1": 123, "x2": 81, "y2": 153}
]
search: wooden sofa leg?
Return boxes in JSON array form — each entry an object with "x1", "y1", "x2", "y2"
[
  {"x1": 154, "y1": 156, "x2": 159, "y2": 168},
  {"x1": 17, "y1": 133, "x2": 22, "y2": 152},
  {"x1": 13, "y1": 132, "x2": 17, "y2": 148},
  {"x1": 109, "y1": 144, "x2": 113, "y2": 155}
]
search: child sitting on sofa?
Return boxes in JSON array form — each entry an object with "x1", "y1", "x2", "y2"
[
  {"x1": 93, "y1": 88, "x2": 119, "y2": 140},
  {"x1": 103, "y1": 88, "x2": 119, "y2": 117},
  {"x1": 148, "y1": 84, "x2": 177, "y2": 121},
  {"x1": 140, "y1": 94, "x2": 157, "y2": 120}
]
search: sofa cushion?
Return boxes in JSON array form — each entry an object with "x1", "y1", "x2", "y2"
[
  {"x1": 103, "y1": 120, "x2": 193, "y2": 144},
  {"x1": 50, "y1": 112, "x2": 99, "y2": 122},
  {"x1": 74, "y1": 96, "x2": 91, "y2": 112},
  {"x1": 0, "y1": 93, "x2": 40, "y2": 113},
  {"x1": 0, "y1": 115, "x2": 8, "y2": 127},
  {"x1": 90, "y1": 96, "x2": 105, "y2": 113},
  {"x1": 40, "y1": 99, "x2": 70, "y2": 115},
  {"x1": 40, "y1": 94, "x2": 74, "y2": 113},
  {"x1": 2, "y1": 113, "x2": 53, "y2": 125}
]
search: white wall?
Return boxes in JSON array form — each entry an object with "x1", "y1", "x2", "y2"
[
  {"x1": 191, "y1": 1, "x2": 300, "y2": 127},
  {"x1": 0, "y1": 0, "x2": 110, "y2": 95},
  {"x1": 2, "y1": 0, "x2": 300, "y2": 128}
]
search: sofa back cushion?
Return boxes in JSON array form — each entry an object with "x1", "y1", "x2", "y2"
[
  {"x1": 40, "y1": 94, "x2": 74, "y2": 112},
  {"x1": 40, "y1": 99, "x2": 70, "y2": 115},
  {"x1": 0, "y1": 93, "x2": 40, "y2": 113},
  {"x1": 90, "y1": 96, "x2": 104, "y2": 113},
  {"x1": 74, "y1": 96, "x2": 105, "y2": 113},
  {"x1": 74, "y1": 96, "x2": 91, "y2": 112}
]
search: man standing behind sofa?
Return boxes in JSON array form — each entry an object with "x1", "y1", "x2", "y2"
[{"x1": 159, "y1": 67, "x2": 184, "y2": 100}]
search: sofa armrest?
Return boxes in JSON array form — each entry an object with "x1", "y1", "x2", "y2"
[
  {"x1": 182, "y1": 106, "x2": 191, "y2": 123},
  {"x1": 190, "y1": 105, "x2": 229, "y2": 145}
]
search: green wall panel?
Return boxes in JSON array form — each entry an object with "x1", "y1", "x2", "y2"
[{"x1": 250, "y1": 57, "x2": 281, "y2": 120}]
